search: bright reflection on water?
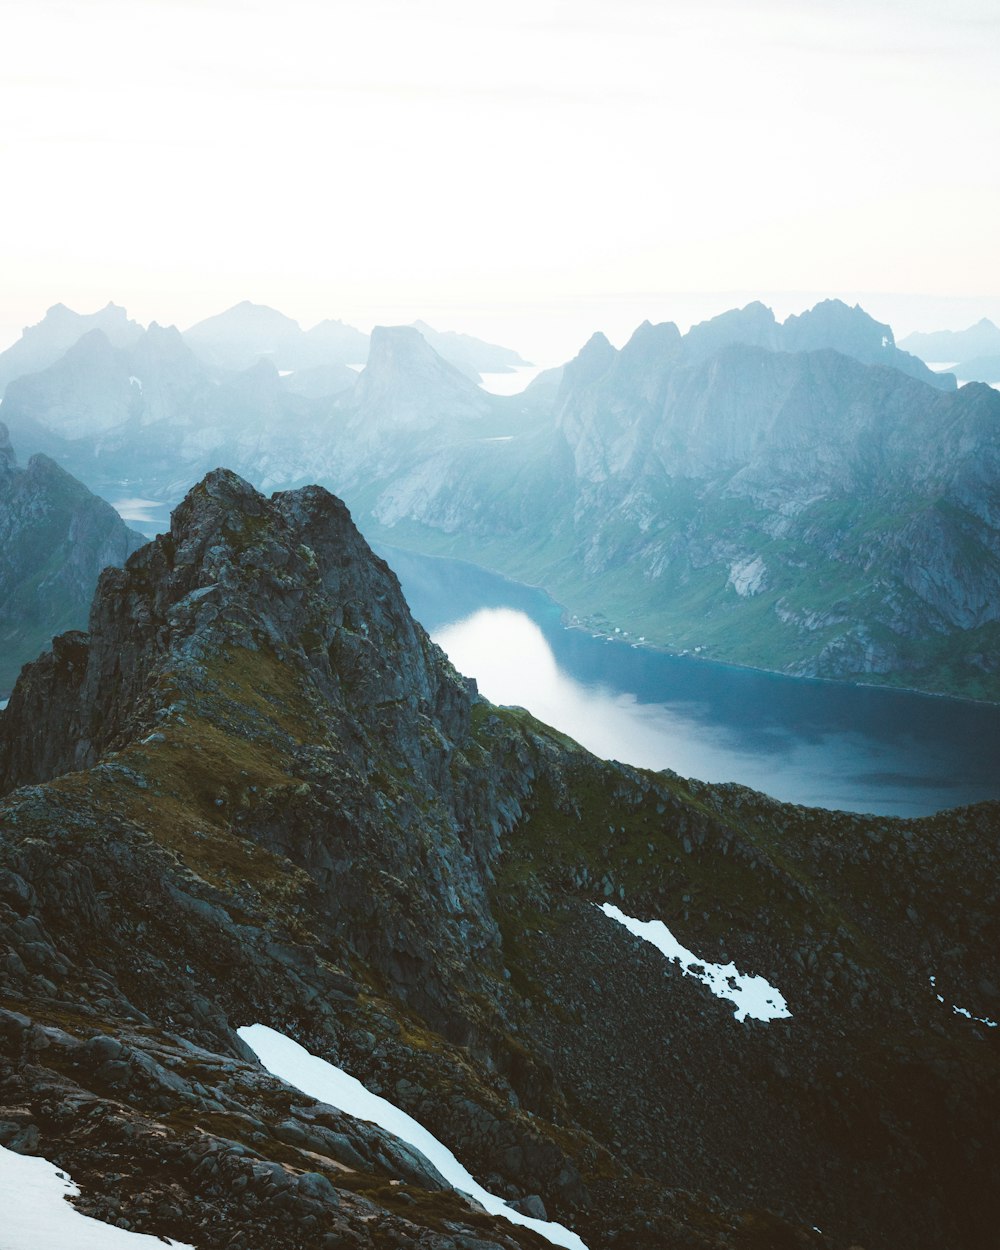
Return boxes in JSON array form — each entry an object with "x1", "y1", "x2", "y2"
[
  {"x1": 381, "y1": 545, "x2": 1000, "y2": 818},
  {"x1": 435, "y1": 608, "x2": 740, "y2": 777}
]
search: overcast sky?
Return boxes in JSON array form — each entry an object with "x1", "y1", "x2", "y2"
[{"x1": 3, "y1": 0, "x2": 999, "y2": 358}]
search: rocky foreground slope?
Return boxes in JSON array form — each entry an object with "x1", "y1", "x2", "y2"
[{"x1": 0, "y1": 471, "x2": 998, "y2": 1248}]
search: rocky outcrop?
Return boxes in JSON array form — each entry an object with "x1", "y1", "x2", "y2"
[
  {"x1": 0, "y1": 424, "x2": 145, "y2": 694},
  {"x1": 0, "y1": 470, "x2": 997, "y2": 1249}
]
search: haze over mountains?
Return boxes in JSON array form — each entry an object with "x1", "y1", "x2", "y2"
[
  {"x1": 901, "y1": 316, "x2": 1000, "y2": 384},
  {"x1": 3, "y1": 294, "x2": 997, "y2": 701}
]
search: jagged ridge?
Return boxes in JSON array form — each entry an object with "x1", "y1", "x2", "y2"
[{"x1": 0, "y1": 471, "x2": 998, "y2": 1249}]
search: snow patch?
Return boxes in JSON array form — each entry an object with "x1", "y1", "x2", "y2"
[
  {"x1": 478, "y1": 364, "x2": 549, "y2": 395},
  {"x1": 929, "y1": 975, "x2": 997, "y2": 1028},
  {"x1": 238, "y1": 1025, "x2": 589, "y2": 1250},
  {"x1": 0, "y1": 1144, "x2": 194, "y2": 1249},
  {"x1": 599, "y1": 903, "x2": 791, "y2": 1023}
]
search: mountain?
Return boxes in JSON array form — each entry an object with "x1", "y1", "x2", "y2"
[
  {"x1": 350, "y1": 324, "x2": 493, "y2": 429},
  {"x1": 0, "y1": 323, "x2": 343, "y2": 499},
  {"x1": 1, "y1": 469, "x2": 997, "y2": 1249},
  {"x1": 183, "y1": 301, "x2": 309, "y2": 371},
  {"x1": 0, "y1": 422, "x2": 145, "y2": 695},
  {"x1": 411, "y1": 320, "x2": 531, "y2": 380},
  {"x1": 686, "y1": 298, "x2": 954, "y2": 388},
  {"x1": 356, "y1": 322, "x2": 1000, "y2": 701},
  {"x1": 900, "y1": 317, "x2": 1000, "y2": 362},
  {"x1": 182, "y1": 302, "x2": 531, "y2": 382},
  {"x1": 183, "y1": 303, "x2": 370, "y2": 376},
  {"x1": 301, "y1": 317, "x2": 371, "y2": 366},
  {"x1": 4, "y1": 298, "x2": 992, "y2": 700},
  {"x1": 0, "y1": 302, "x2": 143, "y2": 394},
  {"x1": 950, "y1": 354, "x2": 1000, "y2": 384}
]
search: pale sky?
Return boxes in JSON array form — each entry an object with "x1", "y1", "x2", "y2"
[{"x1": 3, "y1": 0, "x2": 999, "y2": 360}]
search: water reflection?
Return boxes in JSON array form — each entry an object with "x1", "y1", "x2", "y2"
[{"x1": 382, "y1": 546, "x2": 1000, "y2": 818}]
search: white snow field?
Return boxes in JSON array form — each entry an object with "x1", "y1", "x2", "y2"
[
  {"x1": 238, "y1": 1023, "x2": 589, "y2": 1250},
  {"x1": 600, "y1": 902, "x2": 791, "y2": 1023},
  {"x1": 0, "y1": 1144, "x2": 194, "y2": 1249}
]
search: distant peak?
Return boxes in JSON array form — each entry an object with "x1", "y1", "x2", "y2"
[
  {"x1": 581, "y1": 330, "x2": 614, "y2": 353},
  {"x1": 560, "y1": 331, "x2": 617, "y2": 391},
  {"x1": 622, "y1": 319, "x2": 682, "y2": 352},
  {"x1": 363, "y1": 324, "x2": 467, "y2": 379},
  {"x1": 67, "y1": 328, "x2": 114, "y2": 355},
  {"x1": 366, "y1": 324, "x2": 452, "y2": 366}
]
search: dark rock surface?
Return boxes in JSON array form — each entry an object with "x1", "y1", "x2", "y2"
[{"x1": 1, "y1": 470, "x2": 998, "y2": 1248}]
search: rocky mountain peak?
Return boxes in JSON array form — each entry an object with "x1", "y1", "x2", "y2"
[
  {"x1": 61, "y1": 327, "x2": 117, "y2": 365},
  {"x1": 140, "y1": 320, "x2": 189, "y2": 354},
  {"x1": 187, "y1": 300, "x2": 302, "y2": 335},
  {"x1": 0, "y1": 303, "x2": 143, "y2": 392},
  {"x1": 783, "y1": 298, "x2": 895, "y2": 352},
  {"x1": 350, "y1": 325, "x2": 490, "y2": 428},
  {"x1": 559, "y1": 331, "x2": 617, "y2": 391},
  {"x1": 0, "y1": 469, "x2": 472, "y2": 792},
  {"x1": 684, "y1": 301, "x2": 780, "y2": 361},
  {"x1": 617, "y1": 319, "x2": 683, "y2": 375}
]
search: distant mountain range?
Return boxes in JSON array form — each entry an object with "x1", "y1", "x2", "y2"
[
  {"x1": 0, "y1": 301, "x2": 531, "y2": 395},
  {"x1": 0, "y1": 302, "x2": 143, "y2": 392},
  {"x1": 900, "y1": 317, "x2": 1000, "y2": 383},
  {"x1": 3, "y1": 296, "x2": 998, "y2": 701}
]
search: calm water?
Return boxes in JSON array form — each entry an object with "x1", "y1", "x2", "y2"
[{"x1": 381, "y1": 545, "x2": 1000, "y2": 818}]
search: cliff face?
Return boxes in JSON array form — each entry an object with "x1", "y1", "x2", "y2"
[
  {"x1": 364, "y1": 332, "x2": 1000, "y2": 700},
  {"x1": 0, "y1": 471, "x2": 998, "y2": 1250},
  {"x1": 0, "y1": 423, "x2": 145, "y2": 695}
]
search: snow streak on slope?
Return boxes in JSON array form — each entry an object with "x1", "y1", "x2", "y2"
[
  {"x1": 0, "y1": 1144, "x2": 194, "y2": 1249},
  {"x1": 929, "y1": 975, "x2": 998, "y2": 1028},
  {"x1": 600, "y1": 903, "x2": 791, "y2": 1023},
  {"x1": 238, "y1": 1024, "x2": 588, "y2": 1250}
]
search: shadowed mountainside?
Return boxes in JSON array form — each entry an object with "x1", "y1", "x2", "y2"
[{"x1": 0, "y1": 470, "x2": 997, "y2": 1249}]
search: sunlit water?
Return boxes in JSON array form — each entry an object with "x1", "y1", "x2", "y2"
[
  {"x1": 111, "y1": 497, "x2": 172, "y2": 528},
  {"x1": 382, "y1": 545, "x2": 1000, "y2": 818},
  {"x1": 478, "y1": 364, "x2": 551, "y2": 395}
]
